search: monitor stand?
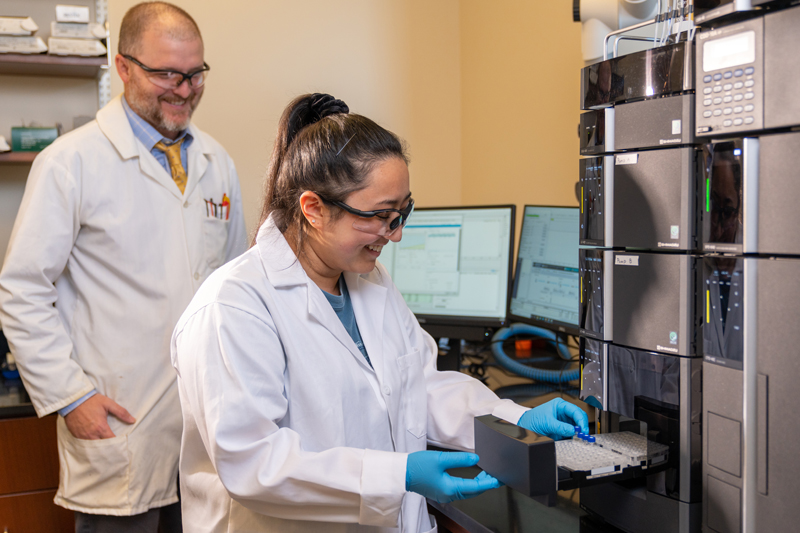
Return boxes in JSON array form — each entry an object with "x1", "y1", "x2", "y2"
[
  {"x1": 420, "y1": 324, "x2": 495, "y2": 373},
  {"x1": 437, "y1": 338, "x2": 462, "y2": 372}
]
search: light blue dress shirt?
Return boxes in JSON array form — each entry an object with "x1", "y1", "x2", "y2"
[{"x1": 121, "y1": 95, "x2": 193, "y2": 175}]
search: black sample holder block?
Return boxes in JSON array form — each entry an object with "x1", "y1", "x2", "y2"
[
  {"x1": 474, "y1": 414, "x2": 558, "y2": 505},
  {"x1": 475, "y1": 415, "x2": 671, "y2": 507}
]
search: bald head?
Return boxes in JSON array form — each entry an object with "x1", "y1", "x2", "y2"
[{"x1": 118, "y1": 2, "x2": 202, "y2": 56}]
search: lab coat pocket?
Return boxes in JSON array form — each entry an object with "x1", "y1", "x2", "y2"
[
  {"x1": 203, "y1": 217, "x2": 229, "y2": 269},
  {"x1": 397, "y1": 349, "x2": 428, "y2": 440},
  {"x1": 59, "y1": 430, "x2": 131, "y2": 509}
]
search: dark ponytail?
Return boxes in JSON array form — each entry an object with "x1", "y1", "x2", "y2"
[{"x1": 254, "y1": 93, "x2": 408, "y2": 248}]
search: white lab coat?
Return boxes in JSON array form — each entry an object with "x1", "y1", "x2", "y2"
[
  {"x1": 171, "y1": 217, "x2": 528, "y2": 533},
  {"x1": 0, "y1": 94, "x2": 247, "y2": 515}
]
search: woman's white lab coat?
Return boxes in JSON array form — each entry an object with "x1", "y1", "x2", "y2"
[
  {"x1": 0, "y1": 95, "x2": 247, "y2": 515},
  {"x1": 171, "y1": 217, "x2": 528, "y2": 532}
]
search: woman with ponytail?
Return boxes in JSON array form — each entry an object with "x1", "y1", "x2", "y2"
[{"x1": 171, "y1": 94, "x2": 587, "y2": 532}]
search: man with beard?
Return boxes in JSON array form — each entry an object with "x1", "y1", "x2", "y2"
[{"x1": 0, "y1": 2, "x2": 246, "y2": 531}]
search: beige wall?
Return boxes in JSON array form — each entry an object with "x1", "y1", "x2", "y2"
[
  {"x1": 460, "y1": 1, "x2": 583, "y2": 227},
  {"x1": 108, "y1": 1, "x2": 583, "y2": 235},
  {"x1": 108, "y1": 0, "x2": 463, "y2": 235},
  {"x1": 2, "y1": 2, "x2": 583, "y2": 256}
]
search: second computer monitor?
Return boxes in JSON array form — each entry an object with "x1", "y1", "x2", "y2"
[
  {"x1": 508, "y1": 205, "x2": 581, "y2": 336},
  {"x1": 378, "y1": 205, "x2": 515, "y2": 338}
]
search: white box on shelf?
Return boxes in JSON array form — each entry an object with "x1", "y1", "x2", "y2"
[
  {"x1": 47, "y1": 37, "x2": 106, "y2": 56},
  {"x1": 0, "y1": 17, "x2": 39, "y2": 36},
  {"x1": 0, "y1": 36, "x2": 48, "y2": 54},
  {"x1": 51, "y1": 21, "x2": 106, "y2": 40},
  {"x1": 55, "y1": 5, "x2": 91, "y2": 24}
]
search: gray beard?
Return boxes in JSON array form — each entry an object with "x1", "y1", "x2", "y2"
[{"x1": 127, "y1": 86, "x2": 198, "y2": 133}]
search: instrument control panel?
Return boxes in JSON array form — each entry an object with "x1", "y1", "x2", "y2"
[{"x1": 696, "y1": 17, "x2": 763, "y2": 136}]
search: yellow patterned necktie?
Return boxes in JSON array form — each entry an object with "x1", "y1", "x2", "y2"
[{"x1": 154, "y1": 138, "x2": 187, "y2": 194}]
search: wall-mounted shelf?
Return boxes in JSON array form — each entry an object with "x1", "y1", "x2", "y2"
[
  {"x1": 0, "y1": 54, "x2": 107, "y2": 78},
  {"x1": 0, "y1": 152, "x2": 39, "y2": 164}
]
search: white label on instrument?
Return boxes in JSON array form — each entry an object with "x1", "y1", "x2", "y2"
[
  {"x1": 615, "y1": 255, "x2": 639, "y2": 266},
  {"x1": 672, "y1": 119, "x2": 682, "y2": 135},
  {"x1": 615, "y1": 153, "x2": 638, "y2": 165},
  {"x1": 590, "y1": 465, "x2": 618, "y2": 476}
]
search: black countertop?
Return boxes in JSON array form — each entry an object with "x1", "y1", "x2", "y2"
[
  {"x1": 430, "y1": 481, "x2": 625, "y2": 533},
  {"x1": 429, "y1": 390, "x2": 626, "y2": 533},
  {"x1": 0, "y1": 376, "x2": 36, "y2": 418}
]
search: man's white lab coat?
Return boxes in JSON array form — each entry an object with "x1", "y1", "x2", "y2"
[
  {"x1": 0, "y1": 94, "x2": 247, "y2": 515},
  {"x1": 171, "y1": 217, "x2": 528, "y2": 532}
]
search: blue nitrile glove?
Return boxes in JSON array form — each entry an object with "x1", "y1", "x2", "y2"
[
  {"x1": 405, "y1": 450, "x2": 502, "y2": 503},
  {"x1": 517, "y1": 398, "x2": 589, "y2": 439}
]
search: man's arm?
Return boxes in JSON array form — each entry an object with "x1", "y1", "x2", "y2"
[{"x1": 0, "y1": 153, "x2": 97, "y2": 417}]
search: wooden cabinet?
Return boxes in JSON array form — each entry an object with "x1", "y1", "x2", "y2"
[
  {"x1": 0, "y1": 415, "x2": 73, "y2": 532},
  {"x1": 0, "y1": 490, "x2": 73, "y2": 532}
]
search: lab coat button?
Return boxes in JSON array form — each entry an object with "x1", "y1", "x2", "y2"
[
  {"x1": 194, "y1": 272, "x2": 200, "y2": 280},
  {"x1": 183, "y1": 201, "x2": 189, "y2": 208},
  {"x1": 382, "y1": 385, "x2": 391, "y2": 396}
]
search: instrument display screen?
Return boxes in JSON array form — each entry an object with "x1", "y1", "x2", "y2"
[{"x1": 703, "y1": 31, "x2": 755, "y2": 72}]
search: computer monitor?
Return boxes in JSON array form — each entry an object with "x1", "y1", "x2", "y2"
[
  {"x1": 508, "y1": 205, "x2": 581, "y2": 336},
  {"x1": 379, "y1": 205, "x2": 515, "y2": 342}
]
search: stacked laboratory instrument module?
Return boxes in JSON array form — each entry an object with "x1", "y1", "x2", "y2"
[
  {"x1": 578, "y1": 39, "x2": 703, "y2": 533},
  {"x1": 695, "y1": 5, "x2": 800, "y2": 533},
  {"x1": 575, "y1": 4, "x2": 800, "y2": 533}
]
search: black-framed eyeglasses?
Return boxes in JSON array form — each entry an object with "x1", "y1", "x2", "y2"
[
  {"x1": 316, "y1": 193, "x2": 414, "y2": 236},
  {"x1": 122, "y1": 54, "x2": 210, "y2": 90}
]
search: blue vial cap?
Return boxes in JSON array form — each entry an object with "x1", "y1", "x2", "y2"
[
  {"x1": 587, "y1": 436, "x2": 596, "y2": 443},
  {"x1": 574, "y1": 426, "x2": 581, "y2": 434}
]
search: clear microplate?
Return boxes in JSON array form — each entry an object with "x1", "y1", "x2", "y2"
[
  {"x1": 555, "y1": 439, "x2": 627, "y2": 478},
  {"x1": 594, "y1": 432, "x2": 670, "y2": 467}
]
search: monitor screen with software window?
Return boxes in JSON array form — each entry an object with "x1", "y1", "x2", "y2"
[
  {"x1": 378, "y1": 205, "x2": 515, "y2": 336},
  {"x1": 508, "y1": 205, "x2": 581, "y2": 336}
]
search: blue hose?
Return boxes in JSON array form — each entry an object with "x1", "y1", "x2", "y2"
[{"x1": 491, "y1": 323, "x2": 580, "y2": 383}]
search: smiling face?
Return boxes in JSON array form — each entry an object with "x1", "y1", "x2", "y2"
[
  {"x1": 117, "y1": 26, "x2": 205, "y2": 139},
  {"x1": 300, "y1": 157, "x2": 411, "y2": 292}
]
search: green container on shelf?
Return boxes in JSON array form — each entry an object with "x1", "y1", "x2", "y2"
[{"x1": 10, "y1": 127, "x2": 58, "y2": 152}]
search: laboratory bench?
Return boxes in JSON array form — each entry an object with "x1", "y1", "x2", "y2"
[
  {"x1": 429, "y1": 485, "x2": 623, "y2": 533},
  {"x1": 0, "y1": 376, "x2": 34, "y2": 419},
  {"x1": 0, "y1": 377, "x2": 73, "y2": 532}
]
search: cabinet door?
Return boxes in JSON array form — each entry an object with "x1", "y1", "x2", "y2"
[
  {"x1": 0, "y1": 489, "x2": 73, "y2": 533},
  {"x1": 755, "y1": 259, "x2": 800, "y2": 531},
  {"x1": 0, "y1": 415, "x2": 60, "y2": 495}
]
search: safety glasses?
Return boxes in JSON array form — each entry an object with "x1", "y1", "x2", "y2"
[
  {"x1": 123, "y1": 54, "x2": 210, "y2": 90},
  {"x1": 316, "y1": 193, "x2": 414, "y2": 237}
]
